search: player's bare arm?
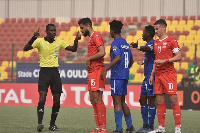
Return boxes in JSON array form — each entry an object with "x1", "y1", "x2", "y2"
[
  {"x1": 86, "y1": 45, "x2": 106, "y2": 70},
  {"x1": 100, "y1": 55, "x2": 121, "y2": 81},
  {"x1": 65, "y1": 31, "x2": 81, "y2": 52},
  {"x1": 129, "y1": 58, "x2": 134, "y2": 68},
  {"x1": 149, "y1": 63, "x2": 155, "y2": 85},
  {"x1": 23, "y1": 27, "x2": 40, "y2": 51},
  {"x1": 130, "y1": 40, "x2": 151, "y2": 52},
  {"x1": 155, "y1": 51, "x2": 182, "y2": 65}
]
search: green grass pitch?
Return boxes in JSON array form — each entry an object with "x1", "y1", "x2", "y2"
[{"x1": 0, "y1": 106, "x2": 199, "y2": 133}]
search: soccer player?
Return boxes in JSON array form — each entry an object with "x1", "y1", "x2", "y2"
[
  {"x1": 130, "y1": 25, "x2": 156, "y2": 133},
  {"x1": 100, "y1": 20, "x2": 135, "y2": 133},
  {"x1": 23, "y1": 24, "x2": 81, "y2": 132},
  {"x1": 149, "y1": 19, "x2": 182, "y2": 133},
  {"x1": 78, "y1": 18, "x2": 108, "y2": 133}
]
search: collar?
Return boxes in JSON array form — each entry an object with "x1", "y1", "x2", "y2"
[{"x1": 159, "y1": 36, "x2": 168, "y2": 41}]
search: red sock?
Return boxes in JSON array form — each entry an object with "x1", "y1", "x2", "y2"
[
  {"x1": 96, "y1": 102, "x2": 106, "y2": 130},
  {"x1": 92, "y1": 104, "x2": 100, "y2": 129},
  {"x1": 172, "y1": 104, "x2": 181, "y2": 127},
  {"x1": 157, "y1": 103, "x2": 166, "y2": 127}
]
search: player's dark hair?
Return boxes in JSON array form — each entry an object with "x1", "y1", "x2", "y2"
[
  {"x1": 46, "y1": 23, "x2": 56, "y2": 31},
  {"x1": 109, "y1": 20, "x2": 123, "y2": 34},
  {"x1": 154, "y1": 19, "x2": 167, "y2": 27},
  {"x1": 145, "y1": 25, "x2": 155, "y2": 38},
  {"x1": 78, "y1": 18, "x2": 92, "y2": 27}
]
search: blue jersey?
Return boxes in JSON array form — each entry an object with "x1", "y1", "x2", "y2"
[
  {"x1": 110, "y1": 37, "x2": 133, "y2": 80},
  {"x1": 144, "y1": 40, "x2": 155, "y2": 76}
]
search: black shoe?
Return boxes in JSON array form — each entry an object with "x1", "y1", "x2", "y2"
[
  {"x1": 113, "y1": 129, "x2": 123, "y2": 133},
  {"x1": 126, "y1": 126, "x2": 136, "y2": 133},
  {"x1": 37, "y1": 124, "x2": 44, "y2": 132},
  {"x1": 49, "y1": 124, "x2": 60, "y2": 131}
]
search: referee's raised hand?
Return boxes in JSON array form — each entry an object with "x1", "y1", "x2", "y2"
[
  {"x1": 75, "y1": 31, "x2": 81, "y2": 41},
  {"x1": 33, "y1": 27, "x2": 40, "y2": 38}
]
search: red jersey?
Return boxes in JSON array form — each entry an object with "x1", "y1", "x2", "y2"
[
  {"x1": 154, "y1": 36, "x2": 180, "y2": 75},
  {"x1": 88, "y1": 31, "x2": 104, "y2": 71}
]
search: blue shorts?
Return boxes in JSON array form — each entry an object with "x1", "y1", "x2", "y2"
[
  {"x1": 141, "y1": 76, "x2": 155, "y2": 96},
  {"x1": 110, "y1": 79, "x2": 128, "y2": 95}
]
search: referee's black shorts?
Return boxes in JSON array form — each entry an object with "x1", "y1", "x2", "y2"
[{"x1": 38, "y1": 67, "x2": 62, "y2": 94}]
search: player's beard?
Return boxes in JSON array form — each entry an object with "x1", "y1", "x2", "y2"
[{"x1": 83, "y1": 29, "x2": 89, "y2": 37}]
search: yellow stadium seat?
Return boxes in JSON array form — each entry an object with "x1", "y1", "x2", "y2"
[
  {"x1": 0, "y1": 72, "x2": 8, "y2": 80},
  {"x1": 24, "y1": 51, "x2": 31, "y2": 58},
  {"x1": 129, "y1": 67, "x2": 138, "y2": 74},
  {"x1": 174, "y1": 62, "x2": 180, "y2": 70},
  {"x1": 189, "y1": 30, "x2": 197, "y2": 36},
  {"x1": 59, "y1": 31, "x2": 67, "y2": 37},
  {"x1": 0, "y1": 18, "x2": 2, "y2": 24},
  {"x1": 101, "y1": 21, "x2": 108, "y2": 27},
  {"x1": 188, "y1": 45, "x2": 195, "y2": 51},
  {"x1": 66, "y1": 61, "x2": 73, "y2": 63},
  {"x1": 180, "y1": 62, "x2": 188, "y2": 69},
  {"x1": 126, "y1": 35, "x2": 133, "y2": 43},
  {"x1": 166, "y1": 20, "x2": 171, "y2": 26},
  {"x1": 179, "y1": 20, "x2": 186, "y2": 26},
  {"x1": 186, "y1": 36, "x2": 195, "y2": 43},
  {"x1": 171, "y1": 20, "x2": 179, "y2": 26},
  {"x1": 0, "y1": 66, "x2": 6, "y2": 73},
  {"x1": 1, "y1": 61, "x2": 9, "y2": 67},
  {"x1": 197, "y1": 30, "x2": 200, "y2": 36},
  {"x1": 136, "y1": 30, "x2": 143, "y2": 36},
  {"x1": 183, "y1": 26, "x2": 192, "y2": 31},
  {"x1": 17, "y1": 51, "x2": 24, "y2": 59},
  {"x1": 167, "y1": 25, "x2": 176, "y2": 32},
  {"x1": 97, "y1": 26, "x2": 105, "y2": 33},
  {"x1": 9, "y1": 61, "x2": 16, "y2": 67},
  {"x1": 194, "y1": 20, "x2": 200, "y2": 26},
  {"x1": 104, "y1": 26, "x2": 110, "y2": 32},
  {"x1": 177, "y1": 74, "x2": 182, "y2": 83},
  {"x1": 178, "y1": 35, "x2": 186, "y2": 42},
  {"x1": 187, "y1": 20, "x2": 194, "y2": 27},
  {"x1": 133, "y1": 73, "x2": 143, "y2": 83},
  {"x1": 194, "y1": 36, "x2": 200, "y2": 44},
  {"x1": 70, "y1": 26, "x2": 78, "y2": 32},
  {"x1": 105, "y1": 46, "x2": 110, "y2": 58},
  {"x1": 93, "y1": 26, "x2": 98, "y2": 31},
  {"x1": 133, "y1": 36, "x2": 141, "y2": 42},
  {"x1": 176, "y1": 26, "x2": 184, "y2": 32},
  {"x1": 186, "y1": 51, "x2": 194, "y2": 59},
  {"x1": 132, "y1": 62, "x2": 140, "y2": 69}
]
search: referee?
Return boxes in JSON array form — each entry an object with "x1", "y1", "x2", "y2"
[{"x1": 23, "y1": 23, "x2": 81, "y2": 132}]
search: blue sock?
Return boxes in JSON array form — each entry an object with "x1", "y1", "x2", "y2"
[
  {"x1": 148, "y1": 105, "x2": 156, "y2": 127},
  {"x1": 124, "y1": 114, "x2": 133, "y2": 129},
  {"x1": 141, "y1": 104, "x2": 148, "y2": 125},
  {"x1": 114, "y1": 110, "x2": 123, "y2": 131}
]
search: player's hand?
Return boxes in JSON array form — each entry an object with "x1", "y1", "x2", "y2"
[
  {"x1": 130, "y1": 40, "x2": 138, "y2": 48},
  {"x1": 86, "y1": 58, "x2": 90, "y2": 70},
  {"x1": 149, "y1": 75, "x2": 154, "y2": 85},
  {"x1": 75, "y1": 31, "x2": 81, "y2": 40},
  {"x1": 137, "y1": 60, "x2": 144, "y2": 65},
  {"x1": 154, "y1": 59, "x2": 166, "y2": 65},
  {"x1": 33, "y1": 27, "x2": 40, "y2": 38},
  {"x1": 100, "y1": 69, "x2": 106, "y2": 81}
]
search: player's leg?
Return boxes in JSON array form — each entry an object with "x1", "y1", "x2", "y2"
[
  {"x1": 37, "y1": 68, "x2": 50, "y2": 132},
  {"x1": 48, "y1": 68, "x2": 62, "y2": 131}
]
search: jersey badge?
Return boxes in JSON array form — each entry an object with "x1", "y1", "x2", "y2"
[{"x1": 113, "y1": 46, "x2": 117, "y2": 52}]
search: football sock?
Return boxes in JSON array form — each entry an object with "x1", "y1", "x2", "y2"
[
  {"x1": 124, "y1": 114, "x2": 133, "y2": 129},
  {"x1": 37, "y1": 102, "x2": 45, "y2": 124},
  {"x1": 92, "y1": 104, "x2": 100, "y2": 129},
  {"x1": 141, "y1": 104, "x2": 148, "y2": 126},
  {"x1": 172, "y1": 104, "x2": 181, "y2": 127},
  {"x1": 50, "y1": 103, "x2": 60, "y2": 126},
  {"x1": 157, "y1": 103, "x2": 166, "y2": 127},
  {"x1": 148, "y1": 105, "x2": 156, "y2": 127},
  {"x1": 114, "y1": 110, "x2": 123, "y2": 131},
  {"x1": 96, "y1": 102, "x2": 106, "y2": 129}
]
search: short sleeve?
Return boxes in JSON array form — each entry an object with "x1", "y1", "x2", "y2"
[
  {"x1": 111, "y1": 41, "x2": 121, "y2": 56},
  {"x1": 60, "y1": 40, "x2": 70, "y2": 49},
  {"x1": 171, "y1": 39, "x2": 180, "y2": 53},
  {"x1": 32, "y1": 38, "x2": 40, "y2": 49},
  {"x1": 94, "y1": 34, "x2": 104, "y2": 47}
]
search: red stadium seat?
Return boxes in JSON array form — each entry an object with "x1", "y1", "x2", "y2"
[
  {"x1": 191, "y1": 26, "x2": 199, "y2": 31},
  {"x1": 139, "y1": 25, "x2": 145, "y2": 30},
  {"x1": 139, "y1": 16, "x2": 148, "y2": 24},
  {"x1": 167, "y1": 16, "x2": 173, "y2": 21},
  {"x1": 30, "y1": 18, "x2": 36, "y2": 23},
  {"x1": 5, "y1": 18, "x2": 10, "y2": 23},
  {"x1": 10, "y1": 18, "x2": 16, "y2": 23},
  {"x1": 118, "y1": 17, "x2": 124, "y2": 23},
  {"x1": 37, "y1": 18, "x2": 43, "y2": 23},
  {"x1": 96, "y1": 17, "x2": 103, "y2": 24},
  {"x1": 181, "y1": 46, "x2": 189, "y2": 52},
  {"x1": 174, "y1": 16, "x2": 181, "y2": 21},
  {"x1": 174, "y1": 31, "x2": 181, "y2": 36},
  {"x1": 50, "y1": 18, "x2": 56, "y2": 23},
  {"x1": 189, "y1": 16, "x2": 196, "y2": 20},
  {"x1": 129, "y1": 30, "x2": 136, "y2": 36},
  {"x1": 137, "y1": 68, "x2": 144, "y2": 74},
  {"x1": 125, "y1": 17, "x2": 132, "y2": 24},
  {"x1": 182, "y1": 16, "x2": 188, "y2": 21},
  {"x1": 197, "y1": 15, "x2": 200, "y2": 20},
  {"x1": 132, "y1": 16, "x2": 138, "y2": 24},
  {"x1": 160, "y1": 16, "x2": 166, "y2": 20},
  {"x1": 150, "y1": 16, "x2": 156, "y2": 22},
  {"x1": 167, "y1": 31, "x2": 174, "y2": 36},
  {"x1": 181, "y1": 31, "x2": 189, "y2": 36},
  {"x1": 71, "y1": 18, "x2": 76, "y2": 23},
  {"x1": 91, "y1": 17, "x2": 96, "y2": 23},
  {"x1": 17, "y1": 18, "x2": 23, "y2": 23},
  {"x1": 104, "y1": 17, "x2": 110, "y2": 22},
  {"x1": 24, "y1": 18, "x2": 29, "y2": 23},
  {"x1": 111, "y1": 17, "x2": 117, "y2": 21},
  {"x1": 43, "y1": 18, "x2": 49, "y2": 24}
]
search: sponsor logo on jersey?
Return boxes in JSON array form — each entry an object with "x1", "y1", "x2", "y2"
[{"x1": 113, "y1": 46, "x2": 117, "y2": 52}]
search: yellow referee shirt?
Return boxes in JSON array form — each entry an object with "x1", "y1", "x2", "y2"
[{"x1": 32, "y1": 38, "x2": 70, "y2": 67}]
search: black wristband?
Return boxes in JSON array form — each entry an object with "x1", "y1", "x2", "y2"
[{"x1": 28, "y1": 36, "x2": 37, "y2": 45}]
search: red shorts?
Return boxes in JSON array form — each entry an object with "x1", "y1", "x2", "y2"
[
  {"x1": 154, "y1": 72, "x2": 177, "y2": 95},
  {"x1": 88, "y1": 67, "x2": 106, "y2": 91}
]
